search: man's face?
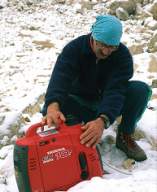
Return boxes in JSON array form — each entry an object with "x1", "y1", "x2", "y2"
[{"x1": 93, "y1": 40, "x2": 118, "y2": 59}]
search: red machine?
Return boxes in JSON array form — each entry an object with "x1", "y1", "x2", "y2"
[{"x1": 14, "y1": 121, "x2": 104, "y2": 192}]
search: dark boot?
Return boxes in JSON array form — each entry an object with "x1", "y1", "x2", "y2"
[{"x1": 116, "y1": 132, "x2": 147, "y2": 162}]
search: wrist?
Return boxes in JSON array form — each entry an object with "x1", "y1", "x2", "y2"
[
  {"x1": 99, "y1": 114, "x2": 110, "y2": 129},
  {"x1": 96, "y1": 117, "x2": 105, "y2": 129},
  {"x1": 48, "y1": 102, "x2": 60, "y2": 111}
]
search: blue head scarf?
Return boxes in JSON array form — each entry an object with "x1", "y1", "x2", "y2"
[{"x1": 91, "y1": 15, "x2": 122, "y2": 46}]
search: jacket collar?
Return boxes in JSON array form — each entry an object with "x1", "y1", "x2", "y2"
[{"x1": 83, "y1": 33, "x2": 96, "y2": 57}]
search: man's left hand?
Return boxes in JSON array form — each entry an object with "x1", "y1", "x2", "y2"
[{"x1": 80, "y1": 118, "x2": 105, "y2": 148}]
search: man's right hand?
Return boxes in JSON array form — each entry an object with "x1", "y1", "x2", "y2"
[{"x1": 42, "y1": 102, "x2": 66, "y2": 127}]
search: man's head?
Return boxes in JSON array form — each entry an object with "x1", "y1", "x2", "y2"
[{"x1": 91, "y1": 15, "x2": 122, "y2": 59}]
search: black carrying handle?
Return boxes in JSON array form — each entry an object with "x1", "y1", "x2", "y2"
[{"x1": 79, "y1": 152, "x2": 89, "y2": 180}]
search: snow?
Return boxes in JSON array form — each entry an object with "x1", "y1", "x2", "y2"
[
  {"x1": 0, "y1": 0, "x2": 157, "y2": 192},
  {"x1": 68, "y1": 171, "x2": 157, "y2": 192}
]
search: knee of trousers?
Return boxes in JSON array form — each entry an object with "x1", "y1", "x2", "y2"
[{"x1": 127, "y1": 80, "x2": 152, "y2": 99}]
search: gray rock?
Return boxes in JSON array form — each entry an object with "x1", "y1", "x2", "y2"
[
  {"x1": 0, "y1": 0, "x2": 7, "y2": 8},
  {"x1": 152, "y1": 79, "x2": 157, "y2": 88},
  {"x1": 116, "y1": 7, "x2": 129, "y2": 21},
  {"x1": 148, "y1": 54, "x2": 157, "y2": 73},
  {"x1": 81, "y1": 0, "x2": 96, "y2": 10},
  {"x1": 143, "y1": 0, "x2": 154, "y2": 6},
  {"x1": 134, "y1": 0, "x2": 144, "y2": 3},
  {"x1": 56, "y1": 0, "x2": 66, "y2": 3},
  {"x1": 129, "y1": 43, "x2": 145, "y2": 55},
  {"x1": 148, "y1": 33, "x2": 157, "y2": 52},
  {"x1": 136, "y1": 3, "x2": 143, "y2": 15},
  {"x1": 135, "y1": 2, "x2": 152, "y2": 17},
  {"x1": 150, "y1": 2, "x2": 157, "y2": 20},
  {"x1": 145, "y1": 18, "x2": 157, "y2": 30},
  {"x1": 109, "y1": 0, "x2": 136, "y2": 15},
  {"x1": 0, "y1": 176, "x2": 7, "y2": 185},
  {"x1": 0, "y1": 116, "x2": 5, "y2": 126}
]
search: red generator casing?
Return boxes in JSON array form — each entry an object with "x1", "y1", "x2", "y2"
[{"x1": 14, "y1": 122, "x2": 104, "y2": 192}]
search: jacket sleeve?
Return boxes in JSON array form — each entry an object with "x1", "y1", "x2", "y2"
[
  {"x1": 97, "y1": 46, "x2": 134, "y2": 124},
  {"x1": 43, "y1": 41, "x2": 80, "y2": 115}
]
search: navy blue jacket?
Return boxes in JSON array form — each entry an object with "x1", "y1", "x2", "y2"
[{"x1": 43, "y1": 34, "x2": 133, "y2": 124}]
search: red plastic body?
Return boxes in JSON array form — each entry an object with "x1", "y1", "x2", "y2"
[{"x1": 15, "y1": 122, "x2": 103, "y2": 191}]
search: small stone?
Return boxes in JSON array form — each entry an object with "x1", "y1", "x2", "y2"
[
  {"x1": 0, "y1": 116, "x2": 5, "y2": 125},
  {"x1": 0, "y1": 136, "x2": 9, "y2": 146},
  {"x1": 152, "y1": 79, "x2": 157, "y2": 88},
  {"x1": 0, "y1": 176, "x2": 7, "y2": 185},
  {"x1": 123, "y1": 159, "x2": 135, "y2": 170}
]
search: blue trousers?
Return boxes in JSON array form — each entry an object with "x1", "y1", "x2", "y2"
[{"x1": 61, "y1": 81, "x2": 152, "y2": 134}]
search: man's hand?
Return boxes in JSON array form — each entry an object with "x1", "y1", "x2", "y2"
[
  {"x1": 42, "y1": 102, "x2": 66, "y2": 127},
  {"x1": 80, "y1": 118, "x2": 105, "y2": 148}
]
